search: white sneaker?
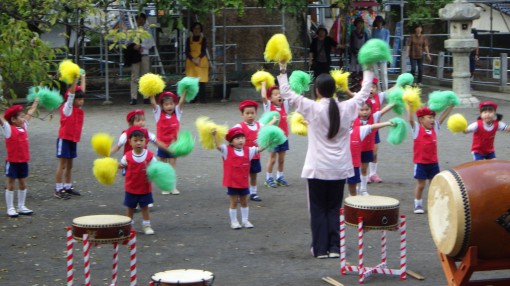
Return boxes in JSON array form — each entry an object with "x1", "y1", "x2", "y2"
[
  {"x1": 171, "y1": 189, "x2": 180, "y2": 195},
  {"x1": 17, "y1": 206, "x2": 33, "y2": 215},
  {"x1": 7, "y1": 208, "x2": 18, "y2": 218},
  {"x1": 414, "y1": 205, "x2": 425, "y2": 214},
  {"x1": 230, "y1": 221, "x2": 242, "y2": 229},
  {"x1": 161, "y1": 191, "x2": 172, "y2": 195},
  {"x1": 242, "y1": 221, "x2": 254, "y2": 228},
  {"x1": 148, "y1": 203, "x2": 154, "y2": 208},
  {"x1": 359, "y1": 190, "x2": 370, "y2": 196},
  {"x1": 143, "y1": 225, "x2": 155, "y2": 235}
]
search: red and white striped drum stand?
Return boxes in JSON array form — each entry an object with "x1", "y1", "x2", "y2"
[{"x1": 340, "y1": 207, "x2": 407, "y2": 284}]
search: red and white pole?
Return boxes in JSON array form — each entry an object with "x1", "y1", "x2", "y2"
[
  {"x1": 399, "y1": 215, "x2": 407, "y2": 280},
  {"x1": 66, "y1": 227, "x2": 74, "y2": 286},
  {"x1": 358, "y1": 216, "x2": 364, "y2": 284},
  {"x1": 111, "y1": 242, "x2": 119, "y2": 286},
  {"x1": 83, "y1": 234, "x2": 91, "y2": 286},
  {"x1": 128, "y1": 230, "x2": 137, "y2": 286}
]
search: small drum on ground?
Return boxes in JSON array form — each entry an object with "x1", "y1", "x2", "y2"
[
  {"x1": 151, "y1": 269, "x2": 214, "y2": 286},
  {"x1": 72, "y1": 214, "x2": 132, "y2": 244},
  {"x1": 344, "y1": 195, "x2": 400, "y2": 230},
  {"x1": 428, "y1": 160, "x2": 510, "y2": 260}
]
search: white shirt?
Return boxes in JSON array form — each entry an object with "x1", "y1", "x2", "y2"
[
  {"x1": 120, "y1": 149, "x2": 157, "y2": 167},
  {"x1": 153, "y1": 105, "x2": 183, "y2": 123},
  {"x1": 2, "y1": 121, "x2": 27, "y2": 139},
  {"x1": 219, "y1": 144, "x2": 258, "y2": 160},
  {"x1": 466, "y1": 121, "x2": 507, "y2": 133},
  {"x1": 263, "y1": 99, "x2": 290, "y2": 113},
  {"x1": 413, "y1": 121, "x2": 440, "y2": 139},
  {"x1": 117, "y1": 130, "x2": 157, "y2": 147},
  {"x1": 62, "y1": 93, "x2": 75, "y2": 117}
]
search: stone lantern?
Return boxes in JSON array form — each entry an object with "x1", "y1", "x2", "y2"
[{"x1": 439, "y1": 0, "x2": 482, "y2": 107}]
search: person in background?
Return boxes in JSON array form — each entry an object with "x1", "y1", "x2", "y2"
[
  {"x1": 185, "y1": 22, "x2": 209, "y2": 103},
  {"x1": 470, "y1": 28, "x2": 479, "y2": 86},
  {"x1": 406, "y1": 24, "x2": 431, "y2": 86},
  {"x1": 349, "y1": 17, "x2": 369, "y2": 84},
  {"x1": 371, "y1": 15, "x2": 390, "y2": 91},
  {"x1": 309, "y1": 25, "x2": 338, "y2": 77},
  {"x1": 128, "y1": 13, "x2": 154, "y2": 105}
]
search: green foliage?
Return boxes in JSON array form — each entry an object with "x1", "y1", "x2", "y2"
[{"x1": 404, "y1": 0, "x2": 453, "y2": 27}]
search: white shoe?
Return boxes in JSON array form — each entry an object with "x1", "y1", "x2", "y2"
[
  {"x1": 148, "y1": 203, "x2": 154, "y2": 208},
  {"x1": 161, "y1": 190, "x2": 172, "y2": 195},
  {"x1": 414, "y1": 205, "x2": 425, "y2": 214},
  {"x1": 17, "y1": 206, "x2": 33, "y2": 215},
  {"x1": 359, "y1": 190, "x2": 369, "y2": 196},
  {"x1": 242, "y1": 221, "x2": 254, "y2": 228},
  {"x1": 7, "y1": 208, "x2": 18, "y2": 218},
  {"x1": 171, "y1": 189, "x2": 180, "y2": 195},
  {"x1": 143, "y1": 225, "x2": 155, "y2": 235},
  {"x1": 230, "y1": 221, "x2": 242, "y2": 229}
]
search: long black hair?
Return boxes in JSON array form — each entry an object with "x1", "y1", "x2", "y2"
[{"x1": 315, "y1": 74, "x2": 340, "y2": 139}]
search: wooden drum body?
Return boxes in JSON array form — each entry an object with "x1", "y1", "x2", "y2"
[
  {"x1": 428, "y1": 160, "x2": 510, "y2": 260},
  {"x1": 151, "y1": 269, "x2": 214, "y2": 286},
  {"x1": 72, "y1": 215, "x2": 132, "y2": 244},
  {"x1": 344, "y1": 196, "x2": 400, "y2": 230}
]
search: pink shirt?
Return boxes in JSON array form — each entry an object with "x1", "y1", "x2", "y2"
[{"x1": 277, "y1": 70, "x2": 373, "y2": 180}]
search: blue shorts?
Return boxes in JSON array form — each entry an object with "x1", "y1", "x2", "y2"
[
  {"x1": 270, "y1": 140, "x2": 289, "y2": 153},
  {"x1": 250, "y1": 159, "x2": 261, "y2": 174},
  {"x1": 124, "y1": 192, "x2": 154, "y2": 209},
  {"x1": 375, "y1": 130, "x2": 381, "y2": 144},
  {"x1": 226, "y1": 187, "x2": 250, "y2": 196},
  {"x1": 347, "y1": 167, "x2": 361, "y2": 184},
  {"x1": 472, "y1": 152, "x2": 496, "y2": 160},
  {"x1": 414, "y1": 163, "x2": 440, "y2": 180},
  {"x1": 56, "y1": 138, "x2": 77, "y2": 159},
  {"x1": 361, "y1": 151, "x2": 374, "y2": 163},
  {"x1": 5, "y1": 162, "x2": 29, "y2": 179},
  {"x1": 157, "y1": 147, "x2": 175, "y2": 159}
]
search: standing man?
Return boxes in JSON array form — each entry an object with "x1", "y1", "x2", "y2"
[
  {"x1": 128, "y1": 13, "x2": 154, "y2": 105},
  {"x1": 406, "y1": 24, "x2": 431, "y2": 86},
  {"x1": 309, "y1": 25, "x2": 338, "y2": 77},
  {"x1": 372, "y1": 16, "x2": 390, "y2": 91}
]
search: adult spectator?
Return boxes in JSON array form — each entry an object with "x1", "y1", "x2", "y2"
[
  {"x1": 372, "y1": 15, "x2": 390, "y2": 91},
  {"x1": 309, "y1": 25, "x2": 338, "y2": 77},
  {"x1": 470, "y1": 28, "x2": 479, "y2": 80},
  {"x1": 406, "y1": 24, "x2": 431, "y2": 86},
  {"x1": 349, "y1": 17, "x2": 369, "y2": 83},
  {"x1": 185, "y1": 22, "x2": 209, "y2": 103}
]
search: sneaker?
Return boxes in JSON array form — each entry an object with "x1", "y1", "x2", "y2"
[
  {"x1": 369, "y1": 174, "x2": 382, "y2": 183},
  {"x1": 171, "y1": 189, "x2": 180, "y2": 195},
  {"x1": 65, "y1": 186, "x2": 81, "y2": 196},
  {"x1": 242, "y1": 221, "x2": 254, "y2": 228},
  {"x1": 250, "y1": 194, "x2": 262, "y2": 202},
  {"x1": 143, "y1": 225, "x2": 155, "y2": 235},
  {"x1": 161, "y1": 190, "x2": 172, "y2": 195},
  {"x1": 17, "y1": 206, "x2": 33, "y2": 215},
  {"x1": 129, "y1": 99, "x2": 137, "y2": 105},
  {"x1": 230, "y1": 221, "x2": 242, "y2": 229},
  {"x1": 265, "y1": 177, "x2": 278, "y2": 188},
  {"x1": 220, "y1": 98, "x2": 230, "y2": 103},
  {"x1": 7, "y1": 208, "x2": 18, "y2": 218},
  {"x1": 414, "y1": 205, "x2": 425, "y2": 214},
  {"x1": 54, "y1": 190, "x2": 71, "y2": 200},
  {"x1": 276, "y1": 176, "x2": 289, "y2": 187},
  {"x1": 359, "y1": 190, "x2": 369, "y2": 196},
  {"x1": 316, "y1": 254, "x2": 328, "y2": 259},
  {"x1": 148, "y1": 203, "x2": 154, "y2": 208},
  {"x1": 328, "y1": 252, "x2": 340, "y2": 258}
]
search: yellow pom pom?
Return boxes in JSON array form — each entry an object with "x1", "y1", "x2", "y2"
[
  {"x1": 91, "y1": 133, "x2": 114, "y2": 157},
  {"x1": 447, "y1": 113, "x2": 468, "y2": 133},
  {"x1": 264, "y1": 34, "x2": 292, "y2": 63},
  {"x1": 330, "y1": 69, "x2": 350, "y2": 92},
  {"x1": 402, "y1": 86, "x2": 423, "y2": 112},
  {"x1": 93, "y1": 157, "x2": 118, "y2": 185},
  {"x1": 195, "y1": 116, "x2": 228, "y2": 150},
  {"x1": 58, "y1": 60, "x2": 80, "y2": 84},
  {"x1": 138, "y1": 73, "x2": 166, "y2": 98},
  {"x1": 289, "y1": 112, "x2": 308, "y2": 136},
  {"x1": 251, "y1": 71, "x2": 276, "y2": 91}
]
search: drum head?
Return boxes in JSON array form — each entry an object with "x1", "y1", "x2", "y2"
[
  {"x1": 73, "y1": 215, "x2": 131, "y2": 226},
  {"x1": 152, "y1": 269, "x2": 214, "y2": 283},
  {"x1": 344, "y1": 195, "x2": 399, "y2": 209}
]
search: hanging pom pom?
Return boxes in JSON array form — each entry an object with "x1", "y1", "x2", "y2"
[
  {"x1": 289, "y1": 112, "x2": 308, "y2": 136},
  {"x1": 27, "y1": 86, "x2": 63, "y2": 110},
  {"x1": 258, "y1": 111, "x2": 281, "y2": 126},
  {"x1": 58, "y1": 60, "x2": 81, "y2": 84},
  {"x1": 93, "y1": 157, "x2": 118, "y2": 185},
  {"x1": 396, "y1": 73, "x2": 414, "y2": 86},
  {"x1": 357, "y1": 39, "x2": 392, "y2": 70},
  {"x1": 169, "y1": 130, "x2": 195, "y2": 157},
  {"x1": 264, "y1": 33, "x2": 292, "y2": 63},
  {"x1": 330, "y1": 69, "x2": 350, "y2": 92},
  {"x1": 387, "y1": 117, "x2": 409, "y2": 145},
  {"x1": 177, "y1": 77, "x2": 199, "y2": 102},
  {"x1": 447, "y1": 113, "x2": 468, "y2": 133},
  {"x1": 251, "y1": 71, "x2": 276, "y2": 91},
  {"x1": 147, "y1": 161, "x2": 176, "y2": 192},
  {"x1": 402, "y1": 86, "x2": 423, "y2": 112},
  {"x1": 428, "y1": 90, "x2": 461, "y2": 113},
  {"x1": 138, "y1": 73, "x2": 166, "y2": 98},
  {"x1": 289, "y1": 70, "x2": 312, "y2": 94},
  {"x1": 257, "y1": 125, "x2": 287, "y2": 150},
  {"x1": 387, "y1": 86, "x2": 405, "y2": 115},
  {"x1": 91, "y1": 132, "x2": 114, "y2": 157},
  {"x1": 195, "y1": 116, "x2": 228, "y2": 150}
]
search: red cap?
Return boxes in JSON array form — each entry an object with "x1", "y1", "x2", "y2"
[
  {"x1": 372, "y1": 77, "x2": 379, "y2": 85},
  {"x1": 479, "y1": 101, "x2": 498, "y2": 111},
  {"x1": 416, "y1": 107, "x2": 436, "y2": 117},
  {"x1": 126, "y1": 126, "x2": 149, "y2": 140},
  {"x1": 126, "y1": 109, "x2": 145, "y2": 122},
  {"x1": 158, "y1": 91, "x2": 179, "y2": 104},
  {"x1": 239, "y1": 100, "x2": 259, "y2": 111},
  {"x1": 266, "y1": 86, "x2": 280, "y2": 97},
  {"x1": 225, "y1": 127, "x2": 245, "y2": 142},
  {"x1": 64, "y1": 85, "x2": 83, "y2": 101},
  {"x1": 4, "y1": 105, "x2": 24, "y2": 121}
]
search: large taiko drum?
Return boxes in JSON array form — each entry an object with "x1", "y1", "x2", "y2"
[
  {"x1": 72, "y1": 215, "x2": 132, "y2": 244},
  {"x1": 428, "y1": 160, "x2": 510, "y2": 260},
  {"x1": 151, "y1": 269, "x2": 214, "y2": 286},
  {"x1": 344, "y1": 195, "x2": 400, "y2": 230}
]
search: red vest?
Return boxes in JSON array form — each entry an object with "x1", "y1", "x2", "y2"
[
  {"x1": 270, "y1": 103, "x2": 289, "y2": 136},
  {"x1": 471, "y1": 120, "x2": 498, "y2": 155},
  {"x1": 6, "y1": 125, "x2": 30, "y2": 163},
  {"x1": 122, "y1": 127, "x2": 150, "y2": 155},
  {"x1": 58, "y1": 105, "x2": 84, "y2": 142},
  {"x1": 157, "y1": 112, "x2": 179, "y2": 145},
  {"x1": 369, "y1": 94, "x2": 381, "y2": 113},
  {"x1": 350, "y1": 126, "x2": 361, "y2": 168},
  {"x1": 239, "y1": 122, "x2": 260, "y2": 159},
  {"x1": 413, "y1": 125, "x2": 438, "y2": 164},
  {"x1": 354, "y1": 116, "x2": 375, "y2": 152},
  {"x1": 125, "y1": 150, "x2": 154, "y2": 195},
  {"x1": 222, "y1": 145, "x2": 250, "y2": 188}
]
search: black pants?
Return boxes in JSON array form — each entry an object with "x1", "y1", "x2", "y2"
[
  {"x1": 307, "y1": 178, "x2": 345, "y2": 257},
  {"x1": 312, "y1": 61, "x2": 331, "y2": 78},
  {"x1": 192, "y1": 82, "x2": 207, "y2": 103},
  {"x1": 410, "y1": 58, "x2": 423, "y2": 84}
]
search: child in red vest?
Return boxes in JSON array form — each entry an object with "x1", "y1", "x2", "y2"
[
  {"x1": 1, "y1": 102, "x2": 39, "y2": 217},
  {"x1": 54, "y1": 76, "x2": 85, "y2": 199},
  {"x1": 261, "y1": 82, "x2": 290, "y2": 188},
  {"x1": 149, "y1": 91, "x2": 186, "y2": 195},
  {"x1": 464, "y1": 101, "x2": 510, "y2": 160},
  {"x1": 407, "y1": 105, "x2": 453, "y2": 214},
  {"x1": 366, "y1": 77, "x2": 387, "y2": 183},
  {"x1": 119, "y1": 128, "x2": 157, "y2": 235}
]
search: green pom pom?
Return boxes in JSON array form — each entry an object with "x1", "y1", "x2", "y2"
[
  {"x1": 147, "y1": 161, "x2": 176, "y2": 191},
  {"x1": 357, "y1": 39, "x2": 392, "y2": 70},
  {"x1": 27, "y1": 86, "x2": 63, "y2": 110},
  {"x1": 428, "y1": 90, "x2": 460, "y2": 113},
  {"x1": 387, "y1": 117, "x2": 408, "y2": 145},
  {"x1": 257, "y1": 125, "x2": 287, "y2": 150},
  {"x1": 80, "y1": 68, "x2": 86, "y2": 76},
  {"x1": 396, "y1": 73, "x2": 414, "y2": 86},
  {"x1": 387, "y1": 86, "x2": 405, "y2": 115},
  {"x1": 169, "y1": 130, "x2": 195, "y2": 157},
  {"x1": 289, "y1": 70, "x2": 312, "y2": 94},
  {"x1": 259, "y1": 111, "x2": 280, "y2": 126},
  {"x1": 177, "y1": 77, "x2": 200, "y2": 102}
]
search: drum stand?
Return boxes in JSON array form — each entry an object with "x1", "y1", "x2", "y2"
[
  {"x1": 340, "y1": 208, "x2": 407, "y2": 284},
  {"x1": 65, "y1": 227, "x2": 138, "y2": 286},
  {"x1": 439, "y1": 246, "x2": 510, "y2": 286}
]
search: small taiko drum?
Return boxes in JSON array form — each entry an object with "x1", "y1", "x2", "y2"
[
  {"x1": 72, "y1": 215, "x2": 132, "y2": 244},
  {"x1": 151, "y1": 269, "x2": 214, "y2": 286},
  {"x1": 344, "y1": 195, "x2": 400, "y2": 230},
  {"x1": 428, "y1": 160, "x2": 510, "y2": 260}
]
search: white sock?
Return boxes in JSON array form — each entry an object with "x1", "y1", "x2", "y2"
[
  {"x1": 360, "y1": 175, "x2": 368, "y2": 190},
  {"x1": 277, "y1": 171, "x2": 284, "y2": 178},
  {"x1": 17, "y1": 189, "x2": 27, "y2": 208},
  {"x1": 241, "y1": 207, "x2": 249, "y2": 223},
  {"x1": 369, "y1": 162, "x2": 377, "y2": 177},
  {"x1": 64, "y1": 183, "x2": 72, "y2": 189},
  {"x1": 5, "y1": 190, "x2": 15, "y2": 210},
  {"x1": 414, "y1": 199, "x2": 423, "y2": 207},
  {"x1": 249, "y1": 186, "x2": 257, "y2": 195},
  {"x1": 229, "y1": 208, "x2": 238, "y2": 223},
  {"x1": 56, "y1": 183, "x2": 63, "y2": 191},
  {"x1": 266, "y1": 173, "x2": 273, "y2": 180},
  {"x1": 142, "y1": 220, "x2": 151, "y2": 226}
]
